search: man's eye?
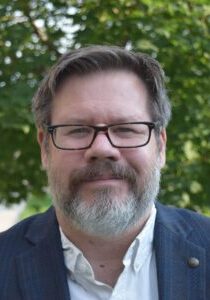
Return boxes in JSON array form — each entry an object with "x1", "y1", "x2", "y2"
[
  {"x1": 63, "y1": 127, "x2": 91, "y2": 136},
  {"x1": 113, "y1": 126, "x2": 137, "y2": 134},
  {"x1": 121, "y1": 127, "x2": 134, "y2": 132}
]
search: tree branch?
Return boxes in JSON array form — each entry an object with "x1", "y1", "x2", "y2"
[{"x1": 22, "y1": 6, "x2": 61, "y2": 58}]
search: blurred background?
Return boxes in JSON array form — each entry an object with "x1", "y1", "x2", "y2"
[{"x1": 0, "y1": 0, "x2": 210, "y2": 230}]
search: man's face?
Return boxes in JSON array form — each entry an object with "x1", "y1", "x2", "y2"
[{"x1": 38, "y1": 70, "x2": 166, "y2": 237}]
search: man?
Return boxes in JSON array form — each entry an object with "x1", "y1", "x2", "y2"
[{"x1": 0, "y1": 46, "x2": 210, "y2": 300}]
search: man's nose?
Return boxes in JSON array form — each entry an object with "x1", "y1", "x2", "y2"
[{"x1": 84, "y1": 132, "x2": 121, "y2": 162}]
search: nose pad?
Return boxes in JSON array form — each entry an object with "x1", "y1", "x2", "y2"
[{"x1": 84, "y1": 132, "x2": 121, "y2": 161}]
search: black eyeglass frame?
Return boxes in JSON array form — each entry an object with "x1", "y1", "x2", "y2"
[{"x1": 46, "y1": 121, "x2": 159, "y2": 150}]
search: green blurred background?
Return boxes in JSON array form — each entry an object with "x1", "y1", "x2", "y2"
[{"x1": 0, "y1": 0, "x2": 210, "y2": 217}]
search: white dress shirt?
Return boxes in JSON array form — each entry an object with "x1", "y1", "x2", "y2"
[{"x1": 60, "y1": 205, "x2": 159, "y2": 300}]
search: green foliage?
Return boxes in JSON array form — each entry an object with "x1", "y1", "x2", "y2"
[
  {"x1": 0, "y1": 0, "x2": 210, "y2": 214},
  {"x1": 20, "y1": 194, "x2": 51, "y2": 220}
]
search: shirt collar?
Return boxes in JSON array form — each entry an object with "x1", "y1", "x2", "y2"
[{"x1": 123, "y1": 205, "x2": 157, "y2": 273}]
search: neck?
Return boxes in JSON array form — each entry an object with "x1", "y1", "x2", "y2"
[{"x1": 56, "y1": 208, "x2": 152, "y2": 286}]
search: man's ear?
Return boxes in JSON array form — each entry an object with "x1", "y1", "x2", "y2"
[
  {"x1": 37, "y1": 129, "x2": 49, "y2": 170},
  {"x1": 158, "y1": 128, "x2": 167, "y2": 168}
]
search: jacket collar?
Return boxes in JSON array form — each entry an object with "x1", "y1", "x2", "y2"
[
  {"x1": 154, "y1": 202, "x2": 206, "y2": 300},
  {"x1": 16, "y1": 207, "x2": 70, "y2": 300}
]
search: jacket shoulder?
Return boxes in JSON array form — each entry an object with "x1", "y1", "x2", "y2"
[
  {"x1": 0, "y1": 207, "x2": 55, "y2": 256},
  {"x1": 156, "y1": 202, "x2": 210, "y2": 244}
]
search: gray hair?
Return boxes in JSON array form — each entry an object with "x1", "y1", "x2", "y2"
[{"x1": 32, "y1": 45, "x2": 171, "y2": 129}]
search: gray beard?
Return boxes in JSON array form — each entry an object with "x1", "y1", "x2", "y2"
[{"x1": 48, "y1": 160, "x2": 161, "y2": 237}]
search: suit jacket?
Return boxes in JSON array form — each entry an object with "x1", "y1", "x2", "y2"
[{"x1": 0, "y1": 203, "x2": 210, "y2": 300}]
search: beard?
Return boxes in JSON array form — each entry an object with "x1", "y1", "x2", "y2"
[{"x1": 47, "y1": 160, "x2": 161, "y2": 237}]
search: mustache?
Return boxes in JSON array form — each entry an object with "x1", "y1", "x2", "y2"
[{"x1": 68, "y1": 160, "x2": 138, "y2": 187}]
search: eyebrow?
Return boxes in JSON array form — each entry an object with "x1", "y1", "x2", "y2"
[
  {"x1": 55, "y1": 116, "x2": 150, "y2": 125},
  {"x1": 58, "y1": 118, "x2": 89, "y2": 124}
]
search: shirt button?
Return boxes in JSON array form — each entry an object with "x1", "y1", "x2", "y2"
[{"x1": 187, "y1": 257, "x2": 200, "y2": 268}]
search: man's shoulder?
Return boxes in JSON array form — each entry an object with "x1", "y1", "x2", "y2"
[
  {"x1": 0, "y1": 206, "x2": 56, "y2": 255},
  {"x1": 157, "y1": 202, "x2": 210, "y2": 223},
  {"x1": 0, "y1": 206, "x2": 65, "y2": 299},
  {"x1": 156, "y1": 202, "x2": 210, "y2": 243}
]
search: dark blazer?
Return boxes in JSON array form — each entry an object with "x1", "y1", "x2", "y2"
[{"x1": 0, "y1": 203, "x2": 210, "y2": 300}]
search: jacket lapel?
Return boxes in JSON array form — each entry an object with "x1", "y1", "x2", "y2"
[
  {"x1": 154, "y1": 204, "x2": 206, "y2": 300},
  {"x1": 15, "y1": 208, "x2": 70, "y2": 300}
]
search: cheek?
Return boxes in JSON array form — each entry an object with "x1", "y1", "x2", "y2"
[
  {"x1": 50, "y1": 151, "x2": 85, "y2": 174},
  {"x1": 123, "y1": 150, "x2": 146, "y2": 171},
  {"x1": 123, "y1": 147, "x2": 159, "y2": 174}
]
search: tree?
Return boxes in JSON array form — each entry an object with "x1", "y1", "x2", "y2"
[{"x1": 0, "y1": 0, "x2": 210, "y2": 214}]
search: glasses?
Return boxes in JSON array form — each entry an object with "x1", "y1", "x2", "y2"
[{"x1": 47, "y1": 122, "x2": 159, "y2": 150}]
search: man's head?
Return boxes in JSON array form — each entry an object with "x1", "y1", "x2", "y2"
[
  {"x1": 32, "y1": 45, "x2": 171, "y2": 130},
  {"x1": 33, "y1": 46, "x2": 171, "y2": 237}
]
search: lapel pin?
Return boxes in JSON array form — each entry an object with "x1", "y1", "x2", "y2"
[{"x1": 187, "y1": 257, "x2": 200, "y2": 268}]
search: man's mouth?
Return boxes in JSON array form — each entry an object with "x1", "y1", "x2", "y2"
[
  {"x1": 82, "y1": 175, "x2": 123, "y2": 185},
  {"x1": 86, "y1": 175, "x2": 120, "y2": 181}
]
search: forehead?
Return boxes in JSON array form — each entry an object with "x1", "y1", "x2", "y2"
[{"x1": 51, "y1": 70, "x2": 151, "y2": 124}]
